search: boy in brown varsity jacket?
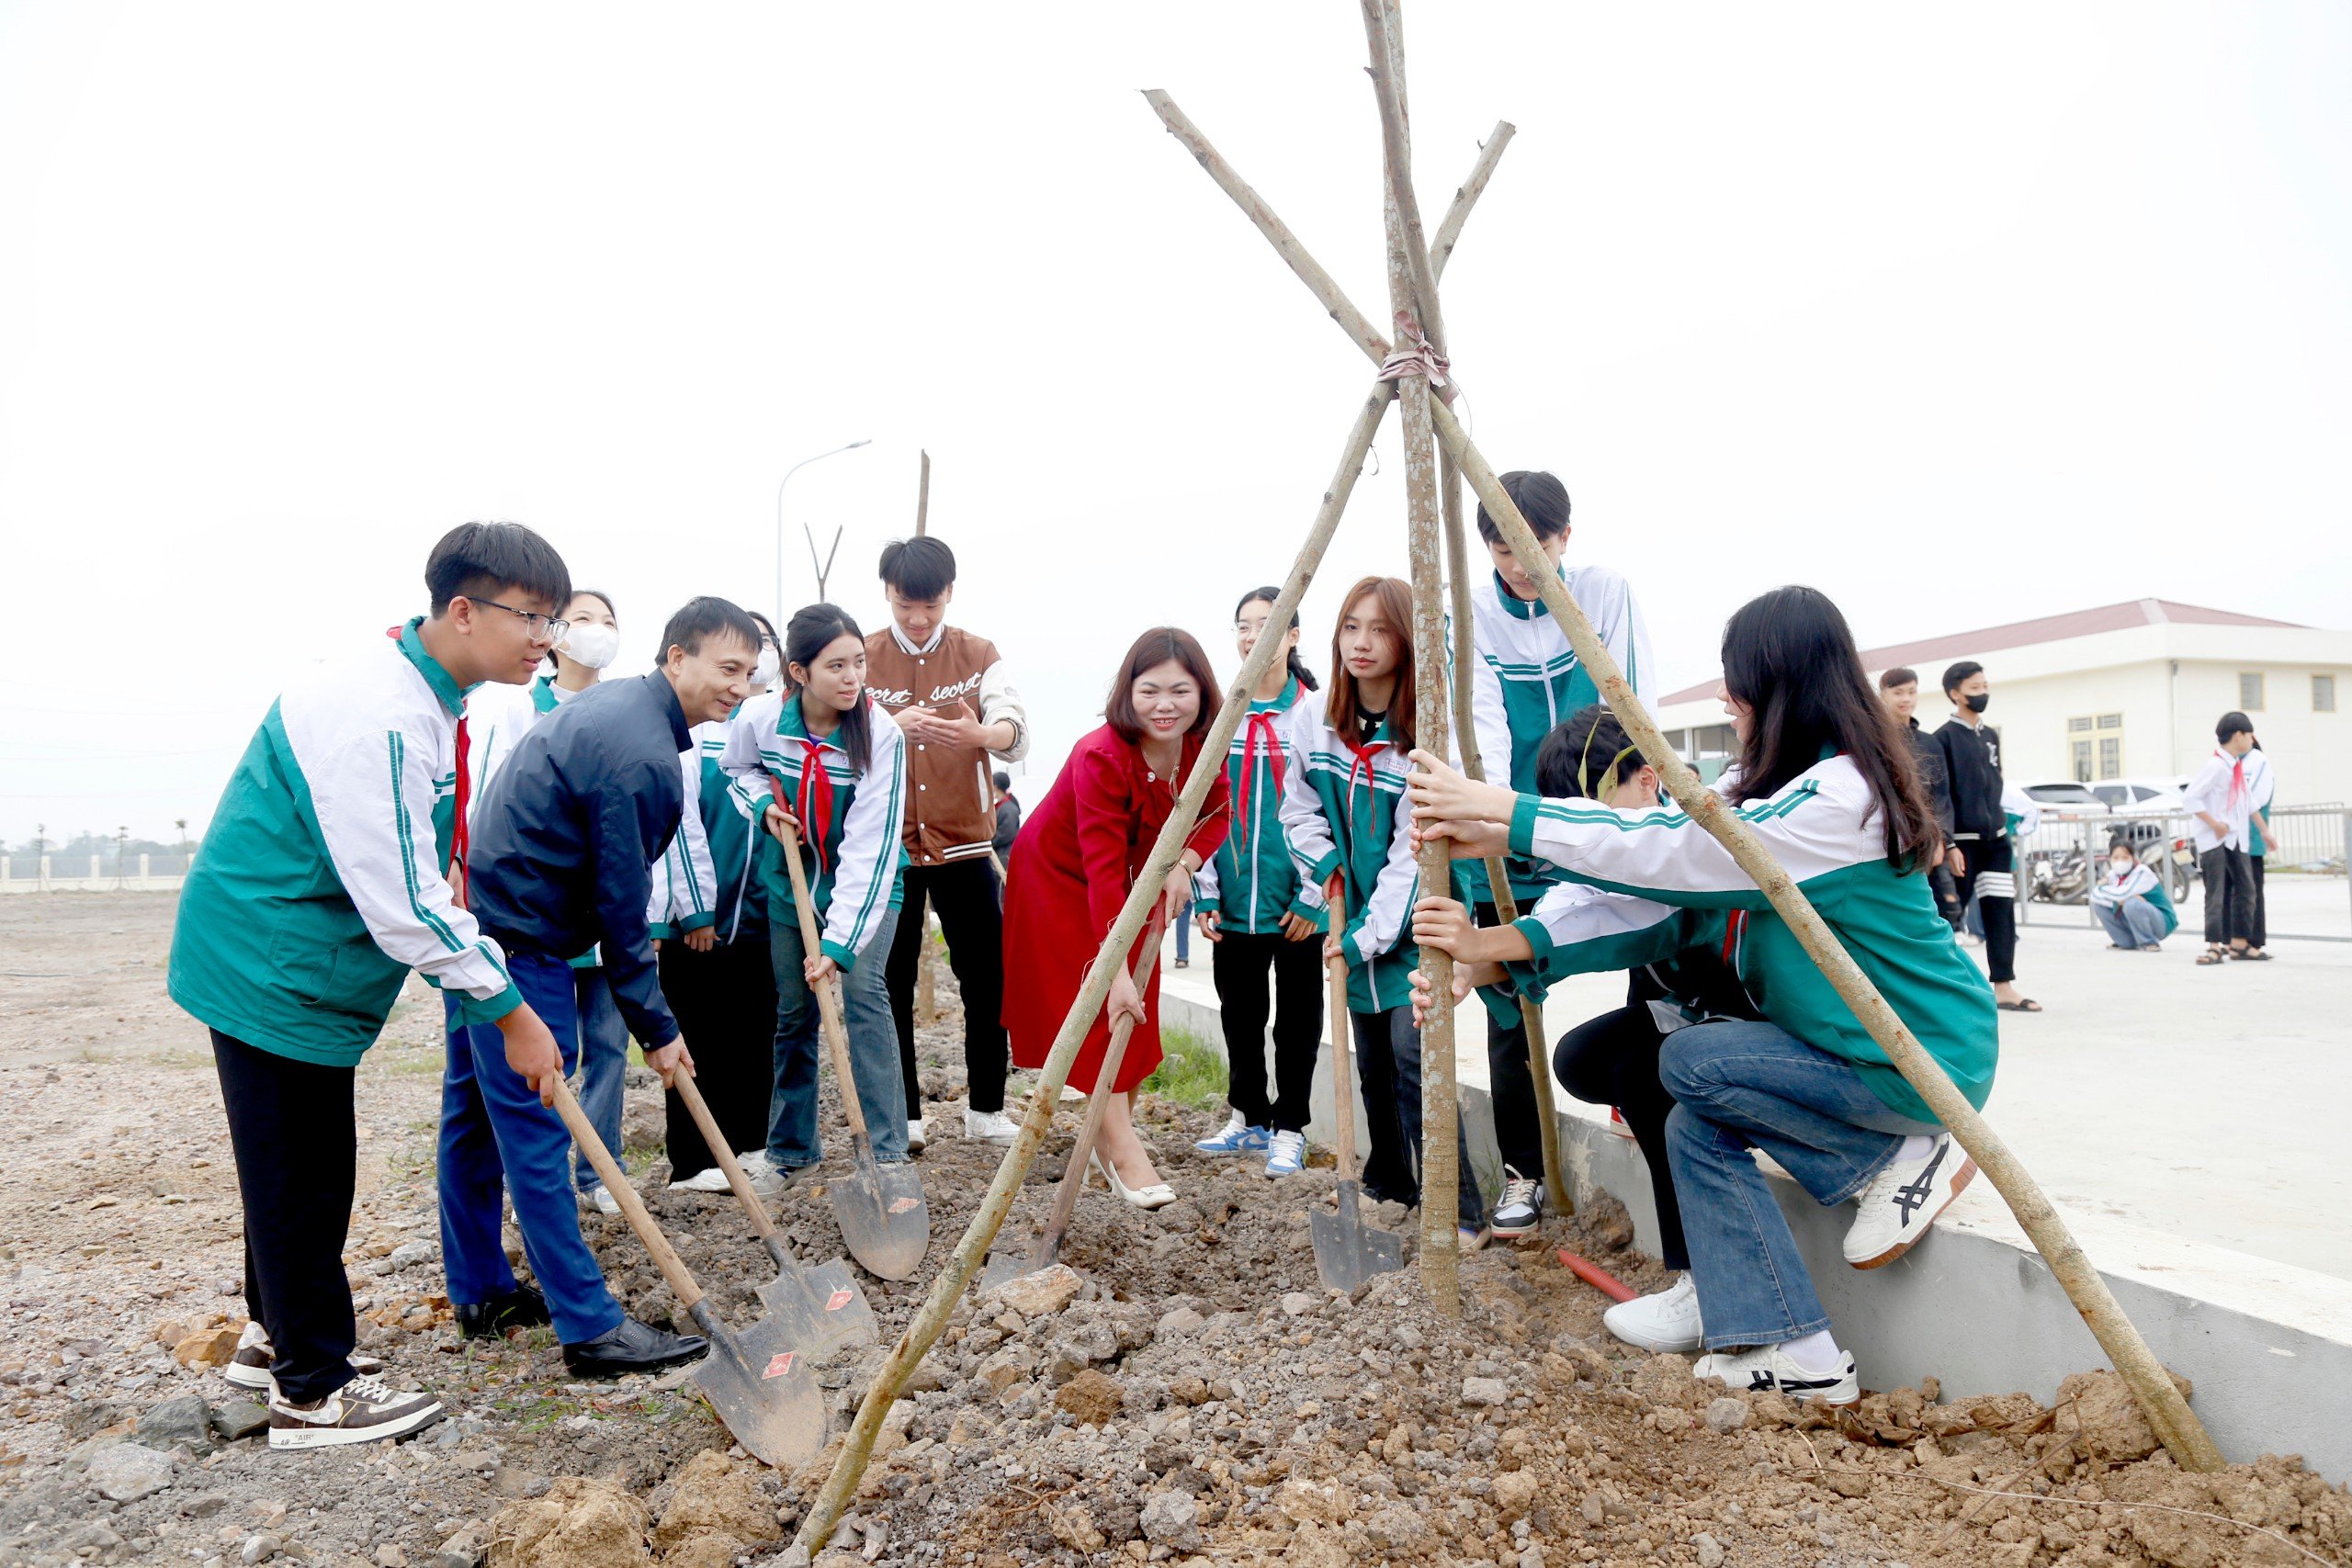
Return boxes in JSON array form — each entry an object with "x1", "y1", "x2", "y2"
[{"x1": 865, "y1": 536, "x2": 1030, "y2": 1146}]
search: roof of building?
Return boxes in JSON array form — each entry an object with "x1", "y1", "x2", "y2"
[{"x1": 1658, "y1": 599, "x2": 2309, "y2": 706}]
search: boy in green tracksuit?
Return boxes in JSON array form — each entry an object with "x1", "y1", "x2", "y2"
[{"x1": 167, "y1": 522, "x2": 571, "y2": 1449}]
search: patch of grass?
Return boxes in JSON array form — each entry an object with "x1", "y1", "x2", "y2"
[{"x1": 1138, "y1": 1024, "x2": 1227, "y2": 1111}]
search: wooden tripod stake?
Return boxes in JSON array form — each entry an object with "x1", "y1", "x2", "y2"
[{"x1": 1149, "y1": 3, "x2": 2222, "y2": 1472}]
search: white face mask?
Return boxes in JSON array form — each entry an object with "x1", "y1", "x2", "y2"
[
  {"x1": 753, "y1": 646, "x2": 782, "y2": 690},
  {"x1": 559, "y1": 622, "x2": 620, "y2": 671},
  {"x1": 2111, "y1": 857, "x2": 2135, "y2": 874}
]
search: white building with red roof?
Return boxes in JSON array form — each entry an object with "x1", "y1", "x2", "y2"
[{"x1": 1651, "y1": 599, "x2": 2351, "y2": 802}]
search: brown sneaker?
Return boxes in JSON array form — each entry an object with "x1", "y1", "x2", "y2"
[
  {"x1": 222, "y1": 1321, "x2": 383, "y2": 1393},
  {"x1": 266, "y1": 1374, "x2": 444, "y2": 1450}
]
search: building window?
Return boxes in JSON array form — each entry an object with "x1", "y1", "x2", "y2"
[
  {"x1": 2072, "y1": 739, "x2": 2092, "y2": 782},
  {"x1": 2318, "y1": 674, "x2": 2338, "y2": 714},
  {"x1": 2065, "y1": 715, "x2": 2122, "y2": 780},
  {"x1": 2240, "y1": 671, "x2": 2265, "y2": 711}
]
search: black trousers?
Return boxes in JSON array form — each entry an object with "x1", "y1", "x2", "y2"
[
  {"x1": 1208, "y1": 927, "x2": 1325, "y2": 1134},
  {"x1": 1553, "y1": 1005, "x2": 1690, "y2": 1271},
  {"x1": 885, "y1": 858, "x2": 1011, "y2": 1115},
  {"x1": 1348, "y1": 1008, "x2": 1418, "y2": 1206},
  {"x1": 1951, "y1": 833, "x2": 2018, "y2": 984},
  {"x1": 211, "y1": 1030, "x2": 358, "y2": 1404},
  {"x1": 1472, "y1": 903, "x2": 1546, "y2": 1179},
  {"x1": 660, "y1": 935, "x2": 779, "y2": 1179},
  {"x1": 1928, "y1": 860, "x2": 1962, "y2": 925},
  {"x1": 2248, "y1": 855, "x2": 2268, "y2": 948},
  {"x1": 2200, "y1": 846, "x2": 2255, "y2": 946}
]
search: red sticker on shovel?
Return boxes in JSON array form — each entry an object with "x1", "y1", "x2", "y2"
[
  {"x1": 762, "y1": 1351, "x2": 797, "y2": 1380},
  {"x1": 825, "y1": 1290, "x2": 854, "y2": 1312},
  {"x1": 888, "y1": 1197, "x2": 920, "y2": 1214}
]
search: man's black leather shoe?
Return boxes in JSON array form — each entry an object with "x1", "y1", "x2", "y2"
[
  {"x1": 456, "y1": 1284, "x2": 551, "y2": 1341},
  {"x1": 561, "y1": 1317, "x2": 708, "y2": 1378}
]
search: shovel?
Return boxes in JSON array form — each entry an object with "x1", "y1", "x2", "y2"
[
  {"x1": 670, "y1": 1068, "x2": 879, "y2": 1358},
  {"x1": 1308, "y1": 887, "x2": 1405, "y2": 1292},
  {"x1": 771, "y1": 807, "x2": 931, "y2": 1280},
  {"x1": 548, "y1": 1075, "x2": 827, "y2": 1467},
  {"x1": 980, "y1": 911, "x2": 1169, "y2": 1292}
]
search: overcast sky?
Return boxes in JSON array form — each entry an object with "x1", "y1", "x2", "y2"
[{"x1": 3, "y1": 2, "x2": 2347, "y2": 846}]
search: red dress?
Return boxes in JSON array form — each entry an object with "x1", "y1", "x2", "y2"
[{"x1": 1001, "y1": 725, "x2": 1231, "y2": 1094}]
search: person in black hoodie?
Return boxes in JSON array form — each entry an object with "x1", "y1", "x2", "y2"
[
  {"x1": 1934, "y1": 661, "x2": 2039, "y2": 1011},
  {"x1": 449, "y1": 596, "x2": 762, "y2": 1377},
  {"x1": 1878, "y1": 667, "x2": 1960, "y2": 925}
]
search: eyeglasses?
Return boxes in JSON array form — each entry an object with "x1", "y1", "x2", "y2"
[{"x1": 469, "y1": 597, "x2": 568, "y2": 645}]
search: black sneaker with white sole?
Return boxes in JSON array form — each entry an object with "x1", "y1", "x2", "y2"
[
  {"x1": 222, "y1": 1320, "x2": 384, "y2": 1393},
  {"x1": 1489, "y1": 1166, "x2": 1544, "y2": 1239},
  {"x1": 266, "y1": 1374, "x2": 445, "y2": 1450}
]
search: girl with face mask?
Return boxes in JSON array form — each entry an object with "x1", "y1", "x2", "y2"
[
  {"x1": 2087, "y1": 837, "x2": 2177, "y2": 953},
  {"x1": 458, "y1": 590, "x2": 634, "y2": 1216}
]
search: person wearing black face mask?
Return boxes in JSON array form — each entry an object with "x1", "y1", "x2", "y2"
[{"x1": 1934, "y1": 662, "x2": 2038, "y2": 1011}]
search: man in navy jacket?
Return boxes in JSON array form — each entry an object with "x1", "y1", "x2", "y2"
[{"x1": 448, "y1": 596, "x2": 763, "y2": 1377}]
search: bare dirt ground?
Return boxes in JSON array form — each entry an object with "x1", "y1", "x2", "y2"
[{"x1": 2, "y1": 892, "x2": 2347, "y2": 1568}]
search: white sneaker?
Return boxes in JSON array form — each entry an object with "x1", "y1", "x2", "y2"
[
  {"x1": 1262, "y1": 1129, "x2": 1306, "y2": 1178},
  {"x1": 1602, "y1": 1273, "x2": 1703, "y2": 1353},
  {"x1": 580, "y1": 1184, "x2": 622, "y2": 1216},
  {"x1": 738, "y1": 1149, "x2": 786, "y2": 1199},
  {"x1": 1843, "y1": 1134, "x2": 1975, "y2": 1269},
  {"x1": 665, "y1": 1167, "x2": 732, "y2": 1193},
  {"x1": 222, "y1": 1321, "x2": 383, "y2": 1393},
  {"x1": 964, "y1": 1108, "x2": 1021, "y2": 1144},
  {"x1": 267, "y1": 1373, "x2": 445, "y2": 1449},
  {"x1": 906, "y1": 1119, "x2": 930, "y2": 1154},
  {"x1": 1693, "y1": 1345, "x2": 1859, "y2": 1406}
]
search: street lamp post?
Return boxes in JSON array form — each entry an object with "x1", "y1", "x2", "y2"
[{"x1": 775, "y1": 439, "x2": 872, "y2": 614}]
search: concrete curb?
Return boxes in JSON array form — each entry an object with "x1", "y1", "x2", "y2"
[{"x1": 1159, "y1": 987, "x2": 2352, "y2": 1483}]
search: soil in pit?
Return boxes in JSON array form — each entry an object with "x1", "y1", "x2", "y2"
[{"x1": 1, "y1": 892, "x2": 2347, "y2": 1568}]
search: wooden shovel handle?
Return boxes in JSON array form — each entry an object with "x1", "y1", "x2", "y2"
[
  {"x1": 770, "y1": 796, "x2": 875, "y2": 1147},
  {"x1": 1325, "y1": 886, "x2": 1360, "y2": 1185},
  {"x1": 672, "y1": 1067, "x2": 784, "y2": 1245},
  {"x1": 548, "y1": 1073, "x2": 704, "y2": 1311},
  {"x1": 1039, "y1": 911, "x2": 1168, "y2": 1257}
]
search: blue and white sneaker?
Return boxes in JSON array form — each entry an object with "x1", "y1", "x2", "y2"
[
  {"x1": 1194, "y1": 1113, "x2": 1270, "y2": 1156},
  {"x1": 1263, "y1": 1129, "x2": 1307, "y2": 1178}
]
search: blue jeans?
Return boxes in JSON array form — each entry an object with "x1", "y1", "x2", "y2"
[
  {"x1": 769, "y1": 904, "x2": 907, "y2": 1167},
  {"x1": 1659, "y1": 1019, "x2": 1939, "y2": 1352},
  {"x1": 571, "y1": 964, "x2": 629, "y2": 1194},
  {"x1": 438, "y1": 953, "x2": 626, "y2": 1346},
  {"x1": 2094, "y1": 899, "x2": 2167, "y2": 948}
]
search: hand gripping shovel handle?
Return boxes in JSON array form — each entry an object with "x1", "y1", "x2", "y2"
[
  {"x1": 1325, "y1": 884, "x2": 1361, "y2": 1186},
  {"x1": 672, "y1": 1067, "x2": 790, "y2": 1261},
  {"x1": 548, "y1": 1073, "x2": 708, "y2": 1318},
  {"x1": 769, "y1": 793, "x2": 875, "y2": 1149},
  {"x1": 1037, "y1": 908, "x2": 1169, "y2": 1260}
]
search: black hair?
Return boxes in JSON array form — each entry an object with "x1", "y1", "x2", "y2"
[
  {"x1": 1721, "y1": 586, "x2": 1939, "y2": 871},
  {"x1": 878, "y1": 536, "x2": 957, "y2": 601},
  {"x1": 782, "y1": 604, "x2": 875, "y2": 774},
  {"x1": 2109, "y1": 833, "x2": 2139, "y2": 856},
  {"x1": 1535, "y1": 705, "x2": 1652, "y2": 800},
  {"x1": 656, "y1": 596, "x2": 762, "y2": 669},
  {"x1": 1474, "y1": 469, "x2": 1570, "y2": 546},
  {"x1": 746, "y1": 609, "x2": 781, "y2": 650},
  {"x1": 2216, "y1": 711, "x2": 2254, "y2": 743},
  {"x1": 545, "y1": 588, "x2": 617, "y2": 674},
  {"x1": 1878, "y1": 665, "x2": 1917, "y2": 691},
  {"x1": 425, "y1": 521, "x2": 571, "y2": 617},
  {"x1": 992, "y1": 770, "x2": 1012, "y2": 791},
  {"x1": 1235, "y1": 585, "x2": 1319, "y2": 693},
  {"x1": 1941, "y1": 660, "x2": 1984, "y2": 698}
]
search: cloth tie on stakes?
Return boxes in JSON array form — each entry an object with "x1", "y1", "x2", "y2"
[{"x1": 1374, "y1": 309, "x2": 1456, "y2": 406}]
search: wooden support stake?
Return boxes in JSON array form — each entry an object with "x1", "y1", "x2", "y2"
[
  {"x1": 793, "y1": 385, "x2": 1394, "y2": 1552},
  {"x1": 913, "y1": 446, "x2": 938, "y2": 1029},
  {"x1": 1150, "y1": 56, "x2": 2224, "y2": 1473}
]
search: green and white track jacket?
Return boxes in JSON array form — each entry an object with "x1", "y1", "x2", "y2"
[
  {"x1": 168, "y1": 620, "x2": 523, "y2": 1066},
  {"x1": 1503, "y1": 755, "x2": 1997, "y2": 1124},
  {"x1": 1193, "y1": 676, "x2": 1327, "y2": 937}
]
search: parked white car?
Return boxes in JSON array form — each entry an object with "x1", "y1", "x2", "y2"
[{"x1": 2089, "y1": 776, "x2": 2192, "y2": 814}]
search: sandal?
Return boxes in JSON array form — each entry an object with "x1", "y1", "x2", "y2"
[
  {"x1": 2232, "y1": 948, "x2": 2273, "y2": 962},
  {"x1": 2196, "y1": 947, "x2": 2227, "y2": 965},
  {"x1": 1996, "y1": 998, "x2": 2042, "y2": 1012},
  {"x1": 2141, "y1": 943, "x2": 2164, "y2": 953}
]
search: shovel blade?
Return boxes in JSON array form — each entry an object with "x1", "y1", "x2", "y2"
[
  {"x1": 830, "y1": 1156, "x2": 930, "y2": 1281},
  {"x1": 977, "y1": 1233, "x2": 1044, "y2": 1295},
  {"x1": 691, "y1": 1314, "x2": 829, "y2": 1470},
  {"x1": 766, "y1": 1258, "x2": 877, "y2": 1357},
  {"x1": 1308, "y1": 1183, "x2": 1406, "y2": 1295}
]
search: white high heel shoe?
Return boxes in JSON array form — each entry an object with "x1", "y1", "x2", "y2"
[{"x1": 1091, "y1": 1149, "x2": 1178, "y2": 1211}]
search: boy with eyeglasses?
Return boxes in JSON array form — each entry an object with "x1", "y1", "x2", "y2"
[{"x1": 170, "y1": 522, "x2": 572, "y2": 1449}]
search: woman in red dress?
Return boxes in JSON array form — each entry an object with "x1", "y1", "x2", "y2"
[{"x1": 1003, "y1": 628, "x2": 1230, "y2": 1206}]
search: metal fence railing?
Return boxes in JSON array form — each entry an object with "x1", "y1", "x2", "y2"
[{"x1": 2014, "y1": 804, "x2": 2350, "y2": 943}]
